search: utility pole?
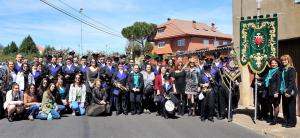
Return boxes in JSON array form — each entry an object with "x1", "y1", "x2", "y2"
[{"x1": 79, "y1": 8, "x2": 83, "y2": 57}]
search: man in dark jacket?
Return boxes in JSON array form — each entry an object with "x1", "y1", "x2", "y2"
[{"x1": 127, "y1": 64, "x2": 144, "y2": 115}]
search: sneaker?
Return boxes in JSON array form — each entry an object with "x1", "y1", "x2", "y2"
[
  {"x1": 28, "y1": 115, "x2": 34, "y2": 121},
  {"x1": 72, "y1": 111, "x2": 76, "y2": 116},
  {"x1": 8, "y1": 115, "x2": 14, "y2": 122}
]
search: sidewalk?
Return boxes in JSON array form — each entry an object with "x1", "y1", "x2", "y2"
[{"x1": 232, "y1": 107, "x2": 300, "y2": 138}]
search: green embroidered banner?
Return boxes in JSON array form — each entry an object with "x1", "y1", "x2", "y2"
[{"x1": 240, "y1": 17, "x2": 278, "y2": 73}]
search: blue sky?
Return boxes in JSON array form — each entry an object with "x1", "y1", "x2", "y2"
[{"x1": 0, "y1": 0, "x2": 232, "y2": 54}]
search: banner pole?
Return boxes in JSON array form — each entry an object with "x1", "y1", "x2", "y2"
[
  {"x1": 254, "y1": 73, "x2": 258, "y2": 124},
  {"x1": 228, "y1": 80, "x2": 232, "y2": 122}
]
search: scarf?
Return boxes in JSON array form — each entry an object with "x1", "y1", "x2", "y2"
[
  {"x1": 280, "y1": 67, "x2": 287, "y2": 94},
  {"x1": 133, "y1": 72, "x2": 139, "y2": 88},
  {"x1": 265, "y1": 67, "x2": 278, "y2": 87}
]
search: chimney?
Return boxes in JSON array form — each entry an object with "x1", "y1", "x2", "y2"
[
  {"x1": 192, "y1": 20, "x2": 198, "y2": 30},
  {"x1": 211, "y1": 23, "x2": 216, "y2": 32},
  {"x1": 167, "y1": 18, "x2": 171, "y2": 21}
]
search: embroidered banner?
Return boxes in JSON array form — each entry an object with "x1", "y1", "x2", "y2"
[{"x1": 240, "y1": 17, "x2": 278, "y2": 73}]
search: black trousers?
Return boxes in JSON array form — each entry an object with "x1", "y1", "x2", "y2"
[
  {"x1": 215, "y1": 86, "x2": 226, "y2": 117},
  {"x1": 201, "y1": 91, "x2": 215, "y2": 118},
  {"x1": 130, "y1": 92, "x2": 142, "y2": 113},
  {"x1": 282, "y1": 95, "x2": 297, "y2": 126},
  {"x1": 175, "y1": 93, "x2": 187, "y2": 115},
  {"x1": 113, "y1": 92, "x2": 128, "y2": 113}
]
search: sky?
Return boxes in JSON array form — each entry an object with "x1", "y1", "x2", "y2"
[{"x1": 0, "y1": 0, "x2": 232, "y2": 54}]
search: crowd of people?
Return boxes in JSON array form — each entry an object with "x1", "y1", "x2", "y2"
[{"x1": 0, "y1": 51, "x2": 297, "y2": 128}]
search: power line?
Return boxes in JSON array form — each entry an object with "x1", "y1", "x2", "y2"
[
  {"x1": 40, "y1": 0, "x2": 124, "y2": 38},
  {"x1": 56, "y1": 0, "x2": 119, "y2": 33}
]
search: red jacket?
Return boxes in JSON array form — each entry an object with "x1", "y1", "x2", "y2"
[{"x1": 155, "y1": 74, "x2": 163, "y2": 95}]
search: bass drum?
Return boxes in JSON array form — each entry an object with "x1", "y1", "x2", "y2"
[{"x1": 164, "y1": 100, "x2": 175, "y2": 113}]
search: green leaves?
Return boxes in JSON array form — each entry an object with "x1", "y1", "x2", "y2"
[
  {"x1": 19, "y1": 35, "x2": 39, "y2": 54},
  {"x1": 122, "y1": 21, "x2": 157, "y2": 57},
  {"x1": 3, "y1": 41, "x2": 18, "y2": 55}
]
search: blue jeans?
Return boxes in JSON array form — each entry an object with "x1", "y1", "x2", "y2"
[
  {"x1": 57, "y1": 104, "x2": 66, "y2": 112},
  {"x1": 71, "y1": 101, "x2": 85, "y2": 116},
  {"x1": 36, "y1": 109, "x2": 60, "y2": 120},
  {"x1": 26, "y1": 105, "x2": 40, "y2": 118}
]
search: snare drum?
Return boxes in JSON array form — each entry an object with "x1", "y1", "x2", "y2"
[{"x1": 165, "y1": 100, "x2": 175, "y2": 112}]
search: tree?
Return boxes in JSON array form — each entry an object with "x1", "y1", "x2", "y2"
[
  {"x1": 9, "y1": 41, "x2": 18, "y2": 53},
  {"x1": 3, "y1": 41, "x2": 18, "y2": 55},
  {"x1": 121, "y1": 22, "x2": 157, "y2": 55},
  {"x1": 19, "y1": 35, "x2": 39, "y2": 54},
  {"x1": 125, "y1": 41, "x2": 142, "y2": 58},
  {"x1": 42, "y1": 45, "x2": 56, "y2": 56}
]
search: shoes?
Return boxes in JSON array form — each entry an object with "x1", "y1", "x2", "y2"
[
  {"x1": 208, "y1": 117, "x2": 214, "y2": 122},
  {"x1": 28, "y1": 114, "x2": 34, "y2": 121},
  {"x1": 123, "y1": 112, "x2": 128, "y2": 115},
  {"x1": 270, "y1": 120, "x2": 277, "y2": 125},
  {"x1": 164, "y1": 115, "x2": 169, "y2": 119},
  {"x1": 116, "y1": 111, "x2": 121, "y2": 116},
  {"x1": 285, "y1": 125, "x2": 295, "y2": 128},
  {"x1": 72, "y1": 111, "x2": 76, "y2": 116},
  {"x1": 131, "y1": 111, "x2": 136, "y2": 115},
  {"x1": 7, "y1": 115, "x2": 14, "y2": 122},
  {"x1": 200, "y1": 117, "x2": 205, "y2": 122},
  {"x1": 188, "y1": 110, "x2": 192, "y2": 116}
]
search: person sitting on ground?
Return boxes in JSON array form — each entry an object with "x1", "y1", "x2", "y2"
[
  {"x1": 24, "y1": 84, "x2": 41, "y2": 121},
  {"x1": 36, "y1": 83, "x2": 61, "y2": 120},
  {"x1": 4, "y1": 83, "x2": 24, "y2": 122},
  {"x1": 86, "y1": 79, "x2": 110, "y2": 116},
  {"x1": 68, "y1": 74, "x2": 86, "y2": 116}
]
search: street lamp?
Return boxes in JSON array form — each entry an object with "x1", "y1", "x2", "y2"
[{"x1": 79, "y1": 8, "x2": 83, "y2": 57}]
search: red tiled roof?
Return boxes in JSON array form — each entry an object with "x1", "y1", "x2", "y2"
[
  {"x1": 36, "y1": 45, "x2": 45, "y2": 52},
  {"x1": 154, "y1": 19, "x2": 232, "y2": 40}
]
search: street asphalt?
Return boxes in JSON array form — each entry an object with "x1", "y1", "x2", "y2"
[{"x1": 0, "y1": 113, "x2": 268, "y2": 138}]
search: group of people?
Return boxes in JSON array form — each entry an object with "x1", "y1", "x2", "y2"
[
  {"x1": 0, "y1": 51, "x2": 297, "y2": 128},
  {"x1": 254, "y1": 55, "x2": 298, "y2": 128}
]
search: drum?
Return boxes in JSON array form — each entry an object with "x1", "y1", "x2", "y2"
[{"x1": 165, "y1": 100, "x2": 175, "y2": 112}]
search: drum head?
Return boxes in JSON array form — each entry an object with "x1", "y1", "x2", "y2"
[
  {"x1": 165, "y1": 100, "x2": 175, "y2": 112},
  {"x1": 198, "y1": 93, "x2": 205, "y2": 100}
]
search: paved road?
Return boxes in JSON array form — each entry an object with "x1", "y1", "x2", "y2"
[{"x1": 0, "y1": 114, "x2": 268, "y2": 138}]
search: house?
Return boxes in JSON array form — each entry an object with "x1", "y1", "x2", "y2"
[
  {"x1": 36, "y1": 45, "x2": 45, "y2": 54},
  {"x1": 152, "y1": 19, "x2": 232, "y2": 55}
]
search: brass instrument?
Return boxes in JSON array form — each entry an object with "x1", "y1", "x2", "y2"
[
  {"x1": 113, "y1": 81, "x2": 128, "y2": 91},
  {"x1": 200, "y1": 83, "x2": 212, "y2": 93}
]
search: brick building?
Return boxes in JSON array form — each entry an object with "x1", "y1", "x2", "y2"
[{"x1": 152, "y1": 19, "x2": 232, "y2": 55}]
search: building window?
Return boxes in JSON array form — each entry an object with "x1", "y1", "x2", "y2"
[
  {"x1": 203, "y1": 39, "x2": 209, "y2": 47},
  {"x1": 214, "y1": 40, "x2": 219, "y2": 47},
  {"x1": 223, "y1": 41, "x2": 228, "y2": 45},
  {"x1": 177, "y1": 39, "x2": 186, "y2": 47},
  {"x1": 157, "y1": 28, "x2": 165, "y2": 33},
  {"x1": 158, "y1": 41, "x2": 165, "y2": 48}
]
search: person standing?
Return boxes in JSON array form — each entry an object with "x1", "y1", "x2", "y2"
[
  {"x1": 16, "y1": 63, "x2": 35, "y2": 92},
  {"x1": 185, "y1": 58, "x2": 200, "y2": 116},
  {"x1": 174, "y1": 62, "x2": 187, "y2": 116},
  {"x1": 111, "y1": 63, "x2": 129, "y2": 115},
  {"x1": 280, "y1": 54, "x2": 298, "y2": 128},
  {"x1": 141, "y1": 64, "x2": 155, "y2": 113},
  {"x1": 128, "y1": 65, "x2": 144, "y2": 115},
  {"x1": 264, "y1": 58, "x2": 281, "y2": 125},
  {"x1": 48, "y1": 56, "x2": 62, "y2": 82},
  {"x1": 154, "y1": 66, "x2": 167, "y2": 116}
]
